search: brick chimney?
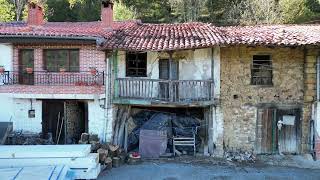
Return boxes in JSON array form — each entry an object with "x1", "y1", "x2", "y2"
[
  {"x1": 101, "y1": 1, "x2": 113, "y2": 28},
  {"x1": 27, "y1": 2, "x2": 44, "y2": 26}
]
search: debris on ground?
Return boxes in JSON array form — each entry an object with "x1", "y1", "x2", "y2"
[
  {"x1": 7, "y1": 131, "x2": 54, "y2": 145},
  {"x1": 224, "y1": 150, "x2": 256, "y2": 163}
]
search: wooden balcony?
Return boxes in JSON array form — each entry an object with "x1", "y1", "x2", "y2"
[{"x1": 113, "y1": 78, "x2": 215, "y2": 107}]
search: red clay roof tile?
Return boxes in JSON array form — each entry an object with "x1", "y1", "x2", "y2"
[{"x1": 0, "y1": 21, "x2": 319, "y2": 51}]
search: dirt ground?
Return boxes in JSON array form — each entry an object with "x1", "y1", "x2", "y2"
[{"x1": 98, "y1": 155, "x2": 320, "y2": 180}]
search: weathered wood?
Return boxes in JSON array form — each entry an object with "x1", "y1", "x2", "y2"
[
  {"x1": 97, "y1": 148, "x2": 108, "y2": 163},
  {"x1": 116, "y1": 78, "x2": 214, "y2": 103},
  {"x1": 112, "y1": 157, "x2": 120, "y2": 168},
  {"x1": 80, "y1": 133, "x2": 90, "y2": 142},
  {"x1": 104, "y1": 157, "x2": 112, "y2": 169}
]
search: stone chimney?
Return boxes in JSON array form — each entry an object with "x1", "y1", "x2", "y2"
[
  {"x1": 27, "y1": 2, "x2": 44, "y2": 26},
  {"x1": 101, "y1": 1, "x2": 113, "y2": 28}
]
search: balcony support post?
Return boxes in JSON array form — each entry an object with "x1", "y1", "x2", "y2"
[{"x1": 168, "y1": 51, "x2": 174, "y2": 102}]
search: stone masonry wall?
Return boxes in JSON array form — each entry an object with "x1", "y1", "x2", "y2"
[
  {"x1": 220, "y1": 46, "x2": 305, "y2": 151},
  {"x1": 304, "y1": 48, "x2": 319, "y2": 158}
]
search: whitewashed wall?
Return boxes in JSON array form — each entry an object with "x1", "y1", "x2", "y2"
[
  {"x1": 88, "y1": 100, "x2": 105, "y2": 140},
  {"x1": 13, "y1": 99, "x2": 42, "y2": 133},
  {"x1": 117, "y1": 48, "x2": 213, "y2": 80},
  {"x1": 0, "y1": 43, "x2": 13, "y2": 71},
  {"x1": 0, "y1": 94, "x2": 14, "y2": 122}
]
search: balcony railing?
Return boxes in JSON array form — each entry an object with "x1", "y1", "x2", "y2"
[
  {"x1": 115, "y1": 78, "x2": 214, "y2": 104},
  {"x1": 1, "y1": 71, "x2": 104, "y2": 86}
]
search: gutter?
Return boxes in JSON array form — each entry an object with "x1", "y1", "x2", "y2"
[{"x1": 0, "y1": 35, "x2": 105, "y2": 45}]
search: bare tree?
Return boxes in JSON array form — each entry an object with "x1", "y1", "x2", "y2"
[
  {"x1": 10, "y1": 0, "x2": 27, "y2": 21},
  {"x1": 169, "y1": 0, "x2": 208, "y2": 22},
  {"x1": 225, "y1": 0, "x2": 283, "y2": 25}
]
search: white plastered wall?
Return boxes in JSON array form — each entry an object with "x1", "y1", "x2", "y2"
[
  {"x1": 117, "y1": 48, "x2": 213, "y2": 80},
  {"x1": 13, "y1": 99, "x2": 42, "y2": 133},
  {"x1": 0, "y1": 44, "x2": 14, "y2": 122},
  {"x1": 88, "y1": 99, "x2": 106, "y2": 140}
]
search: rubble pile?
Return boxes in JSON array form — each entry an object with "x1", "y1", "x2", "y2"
[{"x1": 224, "y1": 150, "x2": 256, "y2": 163}]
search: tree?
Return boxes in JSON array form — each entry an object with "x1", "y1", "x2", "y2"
[
  {"x1": 10, "y1": 0, "x2": 27, "y2": 21},
  {"x1": 0, "y1": 0, "x2": 15, "y2": 22},
  {"x1": 114, "y1": 2, "x2": 136, "y2": 21},
  {"x1": 169, "y1": 0, "x2": 208, "y2": 22},
  {"x1": 223, "y1": 0, "x2": 282, "y2": 25},
  {"x1": 121, "y1": 0, "x2": 173, "y2": 23}
]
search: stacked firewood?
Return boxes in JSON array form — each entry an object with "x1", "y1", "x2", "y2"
[{"x1": 79, "y1": 133, "x2": 127, "y2": 169}]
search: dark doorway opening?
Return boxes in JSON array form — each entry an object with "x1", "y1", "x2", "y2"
[{"x1": 42, "y1": 100, "x2": 88, "y2": 144}]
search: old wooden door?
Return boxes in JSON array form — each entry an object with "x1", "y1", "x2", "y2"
[
  {"x1": 159, "y1": 59, "x2": 178, "y2": 100},
  {"x1": 256, "y1": 108, "x2": 277, "y2": 154},
  {"x1": 42, "y1": 100, "x2": 65, "y2": 144},
  {"x1": 277, "y1": 109, "x2": 300, "y2": 154},
  {"x1": 19, "y1": 49, "x2": 34, "y2": 85}
]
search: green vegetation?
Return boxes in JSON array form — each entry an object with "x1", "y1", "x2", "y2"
[{"x1": 0, "y1": 0, "x2": 319, "y2": 25}]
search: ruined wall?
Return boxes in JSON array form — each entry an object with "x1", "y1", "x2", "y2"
[{"x1": 220, "y1": 46, "x2": 305, "y2": 151}]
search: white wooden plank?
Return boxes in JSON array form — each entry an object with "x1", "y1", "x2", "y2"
[
  {"x1": 0, "y1": 145, "x2": 91, "y2": 158},
  {"x1": 0, "y1": 153, "x2": 99, "y2": 169},
  {"x1": 15, "y1": 166, "x2": 56, "y2": 180},
  {"x1": 0, "y1": 167, "x2": 22, "y2": 180},
  {"x1": 71, "y1": 163, "x2": 101, "y2": 180},
  {"x1": 0, "y1": 166, "x2": 72, "y2": 180}
]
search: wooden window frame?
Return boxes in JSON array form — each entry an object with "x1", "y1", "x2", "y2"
[
  {"x1": 251, "y1": 55, "x2": 273, "y2": 86},
  {"x1": 43, "y1": 49, "x2": 80, "y2": 72},
  {"x1": 125, "y1": 52, "x2": 147, "y2": 77}
]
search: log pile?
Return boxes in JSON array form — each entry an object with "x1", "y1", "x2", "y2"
[{"x1": 79, "y1": 133, "x2": 128, "y2": 170}]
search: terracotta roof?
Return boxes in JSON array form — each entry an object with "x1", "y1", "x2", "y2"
[
  {"x1": 102, "y1": 22, "x2": 228, "y2": 51},
  {"x1": 220, "y1": 25, "x2": 320, "y2": 46},
  {"x1": 0, "y1": 21, "x2": 137, "y2": 40},
  {"x1": 0, "y1": 21, "x2": 319, "y2": 50}
]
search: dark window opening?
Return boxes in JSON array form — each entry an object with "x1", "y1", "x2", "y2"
[
  {"x1": 126, "y1": 52, "x2": 147, "y2": 77},
  {"x1": 44, "y1": 49, "x2": 80, "y2": 72},
  {"x1": 251, "y1": 55, "x2": 272, "y2": 86}
]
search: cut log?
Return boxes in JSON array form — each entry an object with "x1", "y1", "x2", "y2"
[
  {"x1": 104, "y1": 157, "x2": 112, "y2": 170},
  {"x1": 80, "y1": 133, "x2": 90, "y2": 142},
  {"x1": 112, "y1": 157, "x2": 120, "y2": 168},
  {"x1": 108, "y1": 144, "x2": 120, "y2": 157},
  {"x1": 97, "y1": 148, "x2": 108, "y2": 162}
]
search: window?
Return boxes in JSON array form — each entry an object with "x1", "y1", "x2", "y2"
[
  {"x1": 44, "y1": 49, "x2": 79, "y2": 72},
  {"x1": 126, "y1": 52, "x2": 147, "y2": 77},
  {"x1": 251, "y1": 55, "x2": 272, "y2": 85}
]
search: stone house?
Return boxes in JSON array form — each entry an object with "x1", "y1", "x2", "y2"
[{"x1": 0, "y1": 1, "x2": 320, "y2": 159}]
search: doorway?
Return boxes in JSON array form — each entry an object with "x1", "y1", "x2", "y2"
[
  {"x1": 18, "y1": 49, "x2": 34, "y2": 85},
  {"x1": 256, "y1": 107, "x2": 301, "y2": 154},
  {"x1": 42, "y1": 100, "x2": 88, "y2": 144},
  {"x1": 159, "y1": 59, "x2": 179, "y2": 100}
]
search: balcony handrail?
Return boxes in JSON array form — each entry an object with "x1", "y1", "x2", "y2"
[
  {"x1": 115, "y1": 78, "x2": 214, "y2": 104},
  {"x1": 1, "y1": 71, "x2": 105, "y2": 86}
]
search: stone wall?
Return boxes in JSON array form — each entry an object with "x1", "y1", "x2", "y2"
[{"x1": 220, "y1": 46, "x2": 305, "y2": 151}]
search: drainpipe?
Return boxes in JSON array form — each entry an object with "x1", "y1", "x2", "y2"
[
  {"x1": 104, "y1": 50, "x2": 112, "y2": 143},
  {"x1": 317, "y1": 56, "x2": 320, "y2": 101}
]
